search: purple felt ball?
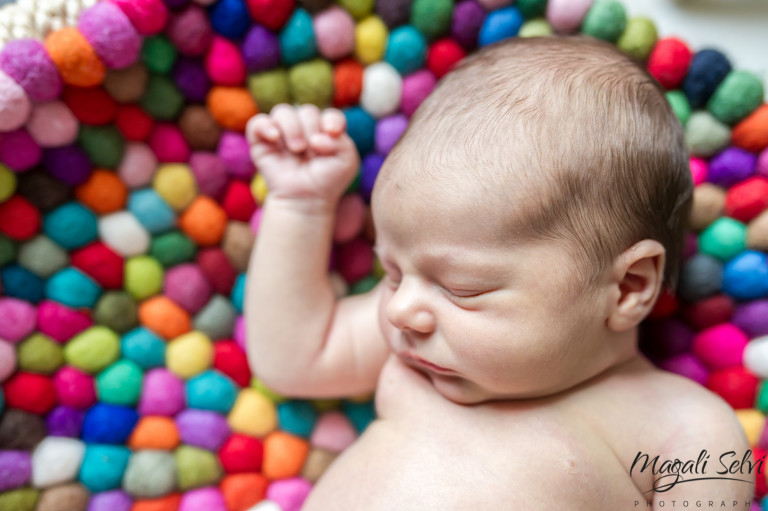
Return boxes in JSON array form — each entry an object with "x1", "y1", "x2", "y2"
[
  {"x1": 166, "y1": 5, "x2": 214, "y2": 57},
  {"x1": 139, "y1": 369, "x2": 185, "y2": 416},
  {"x1": 658, "y1": 353, "x2": 709, "y2": 386},
  {"x1": 451, "y1": 0, "x2": 485, "y2": 50},
  {"x1": 78, "y1": 2, "x2": 141, "y2": 69},
  {"x1": 707, "y1": 147, "x2": 757, "y2": 188},
  {"x1": 241, "y1": 24, "x2": 281, "y2": 73},
  {"x1": 360, "y1": 153, "x2": 385, "y2": 201},
  {"x1": 175, "y1": 409, "x2": 230, "y2": 450},
  {"x1": 87, "y1": 490, "x2": 133, "y2": 511},
  {"x1": 0, "y1": 450, "x2": 32, "y2": 491},
  {"x1": 46, "y1": 405, "x2": 86, "y2": 437},
  {"x1": 732, "y1": 299, "x2": 768, "y2": 338},
  {"x1": 189, "y1": 151, "x2": 228, "y2": 199},
  {"x1": 0, "y1": 128, "x2": 41, "y2": 171},
  {"x1": 173, "y1": 57, "x2": 211, "y2": 102},
  {"x1": 0, "y1": 39, "x2": 62, "y2": 101},
  {"x1": 375, "y1": 114, "x2": 408, "y2": 154},
  {"x1": 217, "y1": 131, "x2": 255, "y2": 179},
  {"x1": 43, "y1": 145, "x2": 94, "y2": 186}
]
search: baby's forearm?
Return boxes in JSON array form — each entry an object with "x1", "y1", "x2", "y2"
[{"x1": 245, "y1": 195, "x2": 338, "y2": 392}]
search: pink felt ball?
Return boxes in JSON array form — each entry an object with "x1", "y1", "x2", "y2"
[
  {"x1": 0, "y1": 39, "x2": 63, "y2": 102},
  {"x1": 266, "y1": 477, "x2": 313, "y2": 511},
  {"x1": 139, "y1": 368, "x2": 185, "y2": 416},
  {"x1": 0, "y1": 297, "x2": 37, "y2": 343},
  {"x1": 249, "y1": 206, "x2": 263, "y2": 235},
  {"x1": 118, "y1": 142, "x2": 159, "y2": 188},
  {"x1": 204, "y1": 37, "x2": 246, "y2": 86},
  {"x1": 313, "y1": 6, "x2": 355, "y2": 61},
  {"x1": 78, "y1": 1, "x2": 142, "y2": 69},
  {"x1": 0, "y1": 69, "x2": 31, "y2": 132},
  {"x1": 400, "y1": 70, "x2": 436, "y2": 118},
  {"x1": 658, "y1": 353, "x2": 709, "y2": 386},
  {"x1": 336, "y1": 238, "x2": 373, "y2": 283},
  {"x1": 0, "y1": 128, "x2": 41, "y2": 171},
  {"x1": 333, "y1": 194, "x2": 366, "y2": 243},
  {"x1": 149, "y1": 123, "x2": 191, "y2": 163},
  {"x1": 547, "y1": 0, "x2": 594, "y2": 34},
  {"x1": 217, "y1": 131, "x2": 255, "y2": 179},
  {"x1": 690, "y1": 157, "x2": 708, "y2": 186},
  {"x1": 166, "y1": 5, "x2": 214, "y2": 57},
  {"x1": 310, "y1": 411, "x2": 358, "y2": 452},
  {"x1": 108, "y1": 0, "x2": 169, "y2": 35},
  {"x1": 692, "y1": 323, "x2": 749, "y2": 371},
  {"x1": 757, "y1": 148, "x2": 768, "y2": 178},
  {"x1": 179, "y1": 487, "x2": 227, "y2": 511},
  {"x1": 233, "y1": 316, "x2": 246, "y2": 352},
  {"x1": 52, "y1": 366, "x2": 97, "y2": 409},
  {"x1": 189, "y1": 151, "x2": 228, "y2": 199},
  {"x1": 0, "y1": 341, "x2": 17, "y2": 382},
  {"x1": 164, "y1": 263, "x2": 213, "y2": 314},
  {"x1": 26, "y1": 101, "x2": 79, "y2": 147},
  {"x1": 37, "y1": 300, "x2": 94, "y2": 343},
  {"x1": 375, "y1": 114, "x2": 408, "y2": 154}
]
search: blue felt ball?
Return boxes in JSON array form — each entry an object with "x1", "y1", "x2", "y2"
[
  {"x1": 0, "y1": 388, "x2": 4, "y2": 413},
  {"x1": 344, "y1": 107, "x2": 376, "y2": 156},
  {"x1": 231, "y1": 273, "x2": 245, "y2": 313},
  {"x1": 280, "y1": 8, "x2": 316, "y2": 66},
  {"x1": 186, "y1": 370, "x2": 237, "y2": 413},
  {"x1": 46, "y1": 267, "x2": 102, "y2": 308},
  {"x1": 79, "y1": 444, "x2": 131, "y2": 493},
  {"x1": 122, "y1": 327, "x2": 167, "y2": 369},
  {"x1": 360, "y1": 153, "x2": 385, "y2": 202},
  {"x1": 385, "y1": 25, "x2": 427, "y2": 75},
  {"x1": 678, "y1": 253, "x2": 724, "y2": 302},
  {"x1": 128, "y1": 189, "x2": 176, "y2": 234},
  {"x1": 342, "y1": 400, "x2": 376, "y2": 433},
  {"x1": 723, "y1": 250, "x2": 768, "y2": 301},
  {"x1": 277, "y1": 400, "x2": 317, "y2": 438},
  {"x1": 0, "y1": 264, "x2": 45, "y2": 303},
  {"x1": 43, "y1": 202, "x2": 98, "y2": 250},
  {"x1": 682, "y1": 49, "x2": 731, "y2": 109},
  {"x1": 209, "y1": 0, "x2": 251, "y2": 39},
  {"x1": 478, "y1": 6, "x2": 524, "y2": 47},
  {"x1": 81, "y1": 403, "x2": 139, "y2": 444}
]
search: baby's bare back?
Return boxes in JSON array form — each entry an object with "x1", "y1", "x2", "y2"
[{"x1": 302, "y1": 354, "x2": 752, "y2": 510}]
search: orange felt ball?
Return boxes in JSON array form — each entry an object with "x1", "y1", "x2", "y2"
[
  {"x1": 131, "y1": 494, "x2": 182, "y2": 511},
  {"x1": 129, "y1": 416, "x2": 181, "y2": 450},
  {"x1": 179, "y1": 196, "x2": 228, "y2": 246},
  {"x1": 220, "y1": 473, "x2": 269, "y2": 511},
  {"x1": 732, "y1": 104, "x2": 768, "y2": 153},
  {"x1": 333, "y1": 58, "x2": 363, "y2": 108},
  {"x1": 206, "y1": 86, "x2": 258, "y2": 132},
  {"x1": 45, "y1": 27, "x2": 106, "y2": 87},
  {"x1": 75, "y1": 169, "x2": 128, "y2": 214},
  {"x1": 262, "y1": 431, "x2": 310, "y2": 480},
  {"x1": 138, "y1": 296, "x2": 192, "y2": 340}
]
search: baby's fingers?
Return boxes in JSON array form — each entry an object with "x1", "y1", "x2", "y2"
[
  {"x1": 272, "y1": 104, "x2": 307, "y2": 153},
  {"x1": 246, "y1": 114, "x2": 280, "y2": 145},
  {"x1": 320, "y1": 108, "x2": 347, "y2": 137},
  {"x1": 309, "y1": 132, "x2": 348, "y2": 155}
]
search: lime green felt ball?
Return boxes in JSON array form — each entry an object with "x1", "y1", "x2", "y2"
[
  {"x1": 289, "y1": 59, "x2": 333, "y2": 108},
  {"x1": 616, "y1": 17, "x2": 657, "y2": 60},
  {"x1": 707, "y1": 70, "x2": 765, "y2": 125},
  {"x1": 0, "y1": 163, "x2": 16, "y2": 202},
  {"x1": 337, "y1": 0, "x2": 374, "y2": 20},
  {"x1": 0, "y1": 489, "x2": 39, "y2": 511},
  {"x1": 666, "y1": 91, "x2": 692, "y2": 126},
  {"x1": 64, "y1": 326, "x2": 121, "y2": 373},
  {"x1": 519, "y1": 18, "x2": 553, "y2": 38},
  {"x1": 175, "y1": 446, "x2": 223, "y2": 490},
  {"x1": 97, "y1": 360, "x2": 144, "y2": 406},
  {"x1": 17, "y1": 333, "x2": 65, "y2": 374},
  {"x1": 698, "y1": 217, "x2": 747, "y2": 262},
  {"x1": 248, "y1": 69, "x2": 291, "y2": 114},
  {"x1": 124, "y1": 256, "x2": 164, "y2": 301},
  {"x1": 582, "y1": 0, "x2": 626, "y2": 42},
  {"x1": 251, "y1": 378, "x2": 288, "y2": 404}
]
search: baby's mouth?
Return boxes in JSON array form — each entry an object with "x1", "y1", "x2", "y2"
[{"x1": 399, "y1": 352, "x2": 456, "y2": 375}]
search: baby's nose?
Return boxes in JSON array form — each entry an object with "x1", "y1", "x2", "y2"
[{"x1": 384, "y1": 278, "x2": 437, "y2": 334}]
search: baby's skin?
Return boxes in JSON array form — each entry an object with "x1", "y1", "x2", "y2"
[{"x1": 245, "y1": 104, "x2": 755, "y2": 509}]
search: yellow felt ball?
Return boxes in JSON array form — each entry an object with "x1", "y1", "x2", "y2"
[
  {"x1": 166, "y1": 331, "x2": 213, "y2": 379},
  {"x1": 228, "y1": 388, "x2": 278, "y2": 437},
  {"x1": 153, "y1": 163, "x2": 198, "y2": 211},
  {"x1": 735, "y1": 409, "x2": 765, "y2": 446},
  {"x1": 250, "y1": 174, "x2": 269, "y2": 205},
  {"x1": 0, "y1": 163, "x2": 17, "y2": 202},
  {"x1": 355, "y1": 16, "x2": 388, "y2": 65}
]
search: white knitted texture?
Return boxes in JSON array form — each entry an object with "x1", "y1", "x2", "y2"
[{"x1": 0, "y1": 0, "x2": 97, "y2": 50}]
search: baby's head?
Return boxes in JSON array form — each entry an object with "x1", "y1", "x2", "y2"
[{"x1": 370, "y1": 36, "x2": 693, "y2": 403}]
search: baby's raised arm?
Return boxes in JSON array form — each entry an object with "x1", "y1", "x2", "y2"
[{"x1": 244, "y1": 104, "x2": 390, "y2": 398}]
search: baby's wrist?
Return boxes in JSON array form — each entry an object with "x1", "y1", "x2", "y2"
[{"x1": 265, "y1": 193, "x2": 340, "y2": 217}]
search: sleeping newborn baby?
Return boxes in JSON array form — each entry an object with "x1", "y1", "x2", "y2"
[{"x1": 245, "y1": 35, "x2": 754, "y2": 509}]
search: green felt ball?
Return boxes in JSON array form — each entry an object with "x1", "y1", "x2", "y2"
[
  {"x1": 175, "y1": 445, "x2": 223, "y2": 490},
  {"x1": 581, "y1": 0, "x2": 626, "y2": 42},
  {"x1": 150, "y1": 231, "x2": 197, "y2": 267},
  {"x1": 337, "y1": 0, "x2": 374, "y2": 19},
  {"x1": 519, "y1": 18, "x2": 552, "y2": 38},
  {"x1": 0, "y1": 234, "x2": 16, "y2": 266},
  {"x1": 666, "y1": 90, "x2": 692, "y2": 126},
  {"x1": 78, "y1": 125, "x2": 125, "y2": 169},
  {"x1": 756, "y1": 383, "x2": 768, "y2": 414},
  {"x1": 411, "y1": 0, "x2": 452, "y2": 41},
  {"x1": 248, "y1": 69, "x2": 291, "y2": 114},
  {"x1": 684, "y1": 111, "x2": 731, "y2": 157},
  {"x1": 124, "y1": 256, "x2": 164, "y2": 301},
  {"x1": 289, "y1": 59, "x2": 333, "y2": 108},
  {"x1": 94, "y1": 291, "x2": 139, "y2": 333},
  {"x1": 517, "y1": 0, "x2": 547, "y2": 18},
  {"x1": 698, "y1": 217, "x2": 747, "y2": 262},
  {"x1": 0, "y1": 489, "x2": 39, "y2": 511},
  {"x1": 616, "y1": 17, "x2": 657, "y2": 60},
  {"x1": 96, "y1": 359, "x2": 144, "y2": 406},
  {"x1": 64, "y1": 326, "x2": 121, "y2": 374},
  {"x1": 142, "y1": 36, "x2": 178, "y2": 75},
  {"x1": 140, "y1": 75, "x2": 185, "y2": 121},
  {"x1": 17, "y1": 333, "x2": 65, "y2": 374},
  {"x1": 17, "y1": 235, "x2": 69, "y2": 278},
  {"x1": 350, "y1": 275, "x2": 379, "y2": 295},
  {"x1": 193, "y1": 295, "x2": 237, "y2": 341},
  {"x1": 706, "y1": 70, "x2": 765, "y2": 125},
  {"x1": 0, "y1": 163, "x2": 16, "y2": 202}
]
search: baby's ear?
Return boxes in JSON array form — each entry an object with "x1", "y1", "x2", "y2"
[{"x1": 605, "y1": 239, "x2": 666, "y2": 332}]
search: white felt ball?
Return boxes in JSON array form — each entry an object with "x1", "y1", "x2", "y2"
[
  {"x1": 31, "y1": 437, "x2": 86, "y2": 487},
  {"x1": 743, "y1": 335, "x2": 768, "y2": 378},
  {"x1": 360, "y1": 62, "x2": 402, "y2": 119},
  {"x1": 118, "y1": 143, "x2": 159, "y2": 189},
  {"x1": 246, "y1": 501, "x2": 284, "y2": 511},
  {"x1": 99, "y1": 211, "x2": 151, "y2": 257}
]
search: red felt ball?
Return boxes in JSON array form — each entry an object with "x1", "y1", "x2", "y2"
[
  {"x1": 682, "y1": 294, "x2": 734, "y2": 331},
  {"x1": 752, "y1": 446, "x2": 768, "y2": 499},
  {"x1": 646, "y1": 37, "x2": 692, "y2": 90},
  {"x1": 0, "y1": 195, "x2": 42, "y2": 241},
  {"x1": 706, "y1": 367, "x2": 758, "y2": 409},
  {"x1": 115, "y1": 104, "x2": 155, "y2": 141},
  {"x1": 647, "y1": 287, "x2": 679, "y2": 319},
  {"x1": 197, "y1": 247, "x2": 237, "y2": 295},
  {"x1": 245, "y1": 0, "x2": 295, "y2": 31},
  {"x1": 333, "y1": 58, "x2": 363, "y2": 108},
  {"x1": 213, "y1": 340, "x2": 251, "y2": 387},
  {"x1": 219, "y1": 433, "x2": 264, "y2": 473},
  {"x1": 62, "y1": 86, "x2": 117, "y2": 125},
  {"x1": 70, "y1": 241, "x2": 125, "y2": 289},
  {"x1": 426, "y1": 38, "x2": 466, "y2": 79},
  {"x1": 221, "y1": 180, "x2": 257, "y2": 222},
  {"x1": 2, "y1": 371, "x2": 57, "y2": 414},
  {"x1": 724, "y1": 176, "x2": 768, "y2": 223}
]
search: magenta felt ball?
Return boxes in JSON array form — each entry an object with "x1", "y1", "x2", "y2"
[
  {"x1": 189, "y1": 151, "x2": 228, "y2": 199},
  {"x1": 0, "y1": 128, "x2": 41, "y2": 171},
  {"x1": 37, "y1": 300, "x2": 94, "y2": 343},
  {"x1": 217, "y1": 132, "x2": 254, "y2": 179},
  {"x1": 757, "y1": 149, "x2": 768, "y2": 178},
  {"x1": 205, "y1": 37, "x2": 247, "y2": 86},
  {"x1": 0, "y1": 297, "x2": 37, "y2": 343},
  {"x1": 149, "y1": 124, "x2": 191, "y2": 163},
  {"x1": 547, "y1": 0, "x2": 594, "y2": 33},
  {"x1": 249, "y1": 206, "x2": 263, "y2": 234},
  {"x1": 690, "y1": 157, "x2": 708, "y2": 186},
  {"x1": 78, "y1": 2, "x2": 141, "y2": 69},
  {"x1": 400, "y1": 70, "x2": 436, "y2": 118},
  {"x1": 109, "y1": 0, "x2": 169, "y2": 35},
  {"x1": 139, "y1": 368, "x2": 185, "y2": 416},
  {"x1": 26, "y1": 101, "x2": 79, "y2": 148},
  {"x1": 167, "y1": 5, "x2": 214, "y2": 57},
  {"x1": 336, "y1": 238, "x2": 373, "y2": 283},
  {"x1": 179, "y1": 487, "x2": 227, "y2": 511},
  {"x1": 333, "y1": 194, "x2": 365, "y2": 243},
  {"x1": 313, "y1": 6, "x2": 355, "y2": 60},
  {"x1": 164, "y1": 263, "x2": 213, "y2": 314},
  {"x1": 233, "y1": 316, "x2": 246, "y2": 351},
  {"x1": 267, "y1": 477, "x2": 313, "y2": 511},
  {"x1": 692, "y1": 323, "x2": 749, "y2": 371},
  {"x1": 53, "y1": 366, "x2": 97, "y2": 409},
  {"x1": 0, "y1": 39, "x2": 62, "y2": 102},
  {"x1": 0, "y1": 69, "x2": 31, "y2": 132},
  {"x1": 658, "y1": 353, "x2": 709, "y2": 386}
]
